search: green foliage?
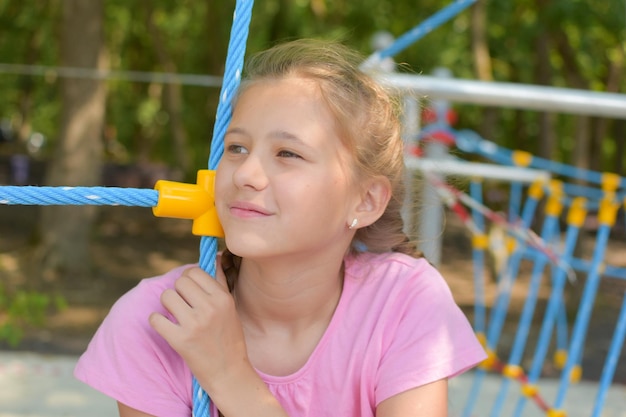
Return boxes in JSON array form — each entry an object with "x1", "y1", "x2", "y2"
[
  {"x1": 0, "y1": 283, "x2": 65, "y2": 347},
  {"x1": 0, "y1": 0, "x2": 624, "y2": 174}
]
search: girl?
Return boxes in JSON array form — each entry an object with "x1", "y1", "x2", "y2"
[{"x1": 75, "y1": 39, "x2": 486, "y2": 417}]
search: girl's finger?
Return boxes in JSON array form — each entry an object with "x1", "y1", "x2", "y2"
[
  {"x1": 149, "y1": 311, "x2": 179, "y2": 341},
  {"x1": 160, "y1": 287, "x2": 193, "y2": 319}
]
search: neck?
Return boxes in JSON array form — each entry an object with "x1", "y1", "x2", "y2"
[{"x1": 233, "y1": 251, "x2": 346, "y2": 333}]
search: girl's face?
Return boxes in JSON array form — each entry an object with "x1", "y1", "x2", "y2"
[{"x1": 215, "y1": 76, "x2": 360, "y2": 261}]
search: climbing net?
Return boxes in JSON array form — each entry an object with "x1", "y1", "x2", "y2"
[{"x1": 413, "y1": 108, "x2": 626, "y2": 417}]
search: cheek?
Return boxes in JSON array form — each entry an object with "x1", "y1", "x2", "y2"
[{"x1": 214, "y1": 166, "x2": 230, "y2": 207}]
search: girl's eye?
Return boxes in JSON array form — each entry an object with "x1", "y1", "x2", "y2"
[
  {"x1": 227, "y1": 144, "x2": 248, "y2": 154},
  {"x1": 277, "y1": 150, "x2": 301, "y2": 159}
]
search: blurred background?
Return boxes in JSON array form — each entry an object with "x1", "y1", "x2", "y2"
[{"x1": 0, "y1": 0, "x2": 624, "y2": 370}]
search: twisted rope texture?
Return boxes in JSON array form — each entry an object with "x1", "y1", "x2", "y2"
[
  {"x1": 194, "y1": 1, "x2": 254, "y2": 416},
  {"x1": 0, "y1": 186, "x2": 157, "y2": 206}
]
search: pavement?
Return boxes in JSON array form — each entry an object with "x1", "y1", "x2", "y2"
[{"x1": 0, "y1": 351, "x2": 625, "y2": 417}]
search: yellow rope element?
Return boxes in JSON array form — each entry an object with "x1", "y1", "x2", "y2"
[
  {"x1": 472, "y1": 234, "x2": 489, "y2": 249},
  {"x1": 512, "y1": 150, "x2": 533, "y2": 167},
  {"x1": 553, "y1": 349, "x2": 567, "y2": 369},
  {"x1": 503, "y1": 364, "x2": 524, "y2": 379},
  {"x1": 567, "y1": 197, "x2": 587, "y2": 227},
  {"x1": 521, "y1": 383, "x2": 539, "y2": 397}
]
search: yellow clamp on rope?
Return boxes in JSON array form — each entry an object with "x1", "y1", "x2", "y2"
[
  {"x1": 567, "y1": 197, "x2": 587, "y2": 228},
  {"x1": 476, "y1": 332, "x2": 487, "y2": 347},
  {"x1": 472, "y1": 234, "x2": 489, "y2": 250},
  {"x1": 569, "y1": 364, "x2": 582, "y2": 383},
  {"x1": 553, "y1": 349, "x2": 567, "y2": 369},
  {"x1": 505, "y1": 235, "x2": 517, "y2": 254},
  {"x1": 479, "y1": 347, "x2": 498, "y2": 371},
  {"x1": 528, "y1": 178, "x2": 545, "y2": 200},
  {"x1": 547, "y1": 409, "x2": 567, "y2": 417},
  {"x1": 152, "y1": 170, "x2": 225, "y2": 237},
  {"x1": 512, "y1": 150, "x2": 533, "y2": 167},
  {"x1": 503, "y1": 364, "x2": 523, "y2": 379},
  {"x1": 545, "y1": 181, "x2": 564, "y2": 217},
  {"x1": 598, "y1": 196, "x2": 620, "y2": 227},
  {"x1": 601, "y1": 172, "x2": 621, "y2": 193},
  {"x1": 520, "y1": 383, "x2": 539, "y2": 398}
]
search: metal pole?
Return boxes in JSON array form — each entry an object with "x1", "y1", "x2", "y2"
[{"x1": 377, "y1": 73, "x2": 626, "y2": 120}]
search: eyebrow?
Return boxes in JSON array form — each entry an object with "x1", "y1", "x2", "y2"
[{"x1": 226, "y1": 127, "x2": 311, "y2": 148}]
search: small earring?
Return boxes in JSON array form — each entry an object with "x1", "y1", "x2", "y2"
[{"x1": 348, "y1": 218, "x2": 358, "y2": 229}]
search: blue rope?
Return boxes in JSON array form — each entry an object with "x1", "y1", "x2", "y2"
[
  {"x1": 0, "y1": 186, "x2": 157, "y2": 206},
  {"x1": 363, "y1": 0, "x2": 476, "y2": 67},
  {"x1": 194, "y1": 1, "x2": 254, "y2": 416}
]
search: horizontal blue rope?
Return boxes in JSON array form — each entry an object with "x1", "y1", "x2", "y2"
[{"x1": 0, "y1": 185, "x2": 158, "y2": 207}]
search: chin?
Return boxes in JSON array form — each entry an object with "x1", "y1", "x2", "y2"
[{"x1": 223, "y1": 234, "x2": 274, "y2": 259}]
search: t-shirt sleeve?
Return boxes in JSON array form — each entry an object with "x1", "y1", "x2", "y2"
[
  {"x1": 74, "y1": 267, "x2": 193, "y2": 417},
  {"x1": 375, "y1": 262, "x2": 486, "y2": 405}
]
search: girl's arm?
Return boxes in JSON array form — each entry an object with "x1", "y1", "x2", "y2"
[
  {"x1": 376, "y1": 379, "x2": 448, "y2": 417},
  {"x1": 148, "y1": 261, "x2": 289, "y2": 417}
]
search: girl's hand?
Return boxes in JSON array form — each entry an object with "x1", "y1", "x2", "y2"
[{"x1": 149, "y1": 255, "x2": 249, "y2": 391}]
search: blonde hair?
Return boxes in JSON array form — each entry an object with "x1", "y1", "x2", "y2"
[{"x1": 222, "y1": 39, "x2": 420, "y2": 281}]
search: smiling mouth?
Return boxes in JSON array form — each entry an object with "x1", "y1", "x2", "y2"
[{"x1": 229, "y1": 203, "x2": 272, "y2": 217}]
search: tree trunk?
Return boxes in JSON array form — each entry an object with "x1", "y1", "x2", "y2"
[
  {"x1": 591, "y1": 46, "x2": 624, "y2": 172},
  {"x1": 470, "y1": 0, "x2": 498, "y2": 142},
  {"x1": 145, "y1": 4, "x2": 191, "y2": 179},
  {"x1": 36, "y1": 0, "x2": 107, "y2": 289},
  {"x1": 614, "y1": 120, "x2": 625, "y2": 176},
  {"x1": 533, "y1": 25, "x2": 556, "y2": 160},
  {"x1": 552, "y1": 28, "x2": 593, "y2": 176}
]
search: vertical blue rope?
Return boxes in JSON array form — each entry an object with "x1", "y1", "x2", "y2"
[
  {"x1": 590, "y1": 292, "x2": 626, "y2": 417},
  {"x1": 489, "y1": 214, "x2": 558, "y2": 417},
  {"x1": 193, "y1": 1, "x2": 254, "y2": 416},
  {"x1": 553, "y1": 222, "x2": 613, "y2": 409},
  {"x1": 469, "y1": 180, "x2": 487, "y2": 336},
  {"x1": 462, "y1": 193, "x2": 540, "y2": 417},
  {"x1": 512, "y1": 206, "x2": 585, "y2": 417}
]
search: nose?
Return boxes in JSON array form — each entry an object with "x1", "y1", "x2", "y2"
[{"x1": 232, "y1": 154, "x2": 268, "y2": 190}]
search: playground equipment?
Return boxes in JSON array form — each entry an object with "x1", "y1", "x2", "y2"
[
  {"x1": 1, "y1": 1, "x2": 626, "y2": 416},
  {"x1": 387, "y1": 66, "x2": 626, "y2": 416}
]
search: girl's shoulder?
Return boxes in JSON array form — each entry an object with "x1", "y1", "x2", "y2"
[
  {"x1": 130, "y1": 264, "x2": 196, "y2": 300},
  {"x1": 106, "y1": 264, "x2": 196, "y2": 325},
  {"x1": 345, "y1": 251, "x2": 437, "y2": 284},
  {"x1": 342, "y1": 251, "x2": 458, "y2": 310}
]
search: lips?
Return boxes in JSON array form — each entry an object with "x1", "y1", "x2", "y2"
[{"x1": 228, "y1": 201, "x2": 272, "y2": 217}]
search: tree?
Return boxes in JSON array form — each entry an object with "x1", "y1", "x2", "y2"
[{"x1": 36, "y1": 0, "x2": 107, "y2": 289}]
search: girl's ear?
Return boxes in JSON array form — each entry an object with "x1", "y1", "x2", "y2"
[{"x1": 351, "y1": 176, "x2": 392, "y2": 228}]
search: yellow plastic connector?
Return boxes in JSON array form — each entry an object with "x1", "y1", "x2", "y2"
[
  {"x1": 545, "y1": 194, "x2": 563, "y2": 217},
  {"x1": 527, "y1": 179, "x2": 545, "y2": 200},
  {"x1": 512, "y1": 150, "x2": 532, "y2": 167},
  {"x1": 503, "y1": 364, "x2": 523, "y2": 379},
  {"x1": 569, "y1": 364, "x2": 582, "y2": 383},
  {"x1": 553, "y1": 349, "x2": 567, "y2": 369},
  {"x1": 598, "y1": 197, "x2": 619, "y2": 227},
  {"x1": 506, "y1": 236, "x2": 517, "y2": 254},
  {"x1": 547, "y1": 409, "x2": 567, "y2": 417},
  {"x1": 479, "y1": 348, "x2": 498, "y2": 371},
  {"x1": 153, "y1": 170, "x2": 224, "y2": 237},
  {"x1": 476, "y1": 332, "x2": 487, "y2": 347},
  {"x1": 472, "y1": 234, "x2": 489, "y2": 250},
  {"x1": 520, "y1": 383, "x2": 538, "y2": 397},
  {"x1": 566, "y1": 197, "x2": 587, "y2": 228},
  {"x1": 601, "y1": 172, "x2": 621, "y2": 193}
]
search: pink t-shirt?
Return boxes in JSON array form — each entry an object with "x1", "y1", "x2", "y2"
[{"x1": 75, "y1": 252, "x2": 485, "y2": 416}]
